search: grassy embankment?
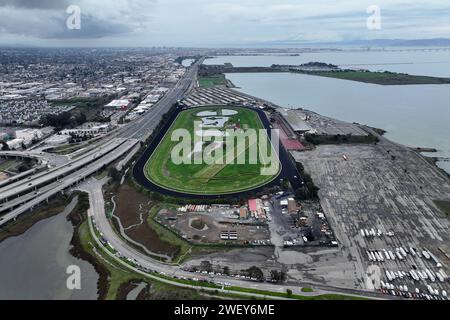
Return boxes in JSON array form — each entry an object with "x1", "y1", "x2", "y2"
[
  {"x1": 0, "y1": 160, "x2": 18, "y2": 172},
  {"x1": 198, "y1": 74, "x2": 228, "y2": 87},
  {"x1": 46, "y1": 143, "x2": 85, "y2": 155},
  {"x1": 227, "y1": 286, "x2": 367, "y2": 300},
  {"x1": 301, "y1": 70, "x2": 450, "y2": 85}
]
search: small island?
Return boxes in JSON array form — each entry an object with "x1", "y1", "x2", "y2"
[{"x1": 291, "y1": 62, "x2": 450, "y2": 85}]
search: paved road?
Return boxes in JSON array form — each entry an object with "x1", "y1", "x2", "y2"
[
  {"x1": 0, "y1": 139, "x2": 129, "y2": 202},
  {"x1": 0, "y1": 139, "x2": 139, "y2": 226},
  {"x1": 115, "y1": 58, "x2": 202, "y2": 141},
  {"x1": 0, "y1": 150, "x2": 69, "y2": 167},
  {"x1": 81, "y1": 178, "x2": 297, "y2": 300},
  {"x1": 78, "y1": 177, "x2": 382, "y2": 300}
]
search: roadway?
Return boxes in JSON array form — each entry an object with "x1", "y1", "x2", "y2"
[
  {"x1": 0, "y1": 141, "x2": 137, "y2": 214},
  {"x1": 115, "y1": 58, "x2": 202, "y2": 141},
  {"x1": 0, "y1": 150, "x2": 69, "y2": 167},
  {"x1": 0, "y1": 139, "x2": 129, "y2": 202},
  {"x1": 0, "y1": 139, "x2": 139, "y2": 226},
  {"x1": 79, "y1": 177, "x2": 382, "y2": 300}
]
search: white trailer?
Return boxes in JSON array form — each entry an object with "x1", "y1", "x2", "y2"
[
  {"x1": 427, "y1": 285, "x2": 434, "y2": 294},
  {"x1": 385, "y1": 270, "x2": 393, "y2": 281},
  {"x1": 425, "y1": 269, "x2": 436, "y2": 282},
  {"x1": 410, "y1": 270, "x2": 420, "y2": 281},
  {"x1": 374, "y1": 251, "x2": 381, "y2": 262},
  {"x1": 389, "y1": 251, "x2": 396, "y2": 260},
  {"x1": 422, "y1": 250, "x2": 431, "y2": 260},
  {"x1": 400, "y1": 247, "x2": 407, "y2": 257}
]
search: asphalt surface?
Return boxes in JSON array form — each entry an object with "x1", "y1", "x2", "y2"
[
  {"x1": 0, "y1": 139, "x2": 128, "y2": 202},
  {"x1": 0, "y1": 139, "x2": 139, "y2": 226}
]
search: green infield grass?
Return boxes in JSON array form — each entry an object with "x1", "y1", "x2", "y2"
[{"x1": 144, "y1": 106, "x2": 281, "y2": 195}]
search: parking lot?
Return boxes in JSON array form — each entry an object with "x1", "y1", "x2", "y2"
[{"x1": 292, "y1": 136, "x2": 450, "y2": 299}]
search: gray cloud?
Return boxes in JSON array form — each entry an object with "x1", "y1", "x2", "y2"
[
  {"x1": 0, "y1": 0, "x2": 70, "y2": 9},
  {"x1": 0, "y1": 1, "x2": 140, "y2": 40},
  {"x1": 0, "y1": 0, "x2": 449, "y2": 46},
  {"x1": 45, "y1": 15, "x2": 133, "y2": 39}
]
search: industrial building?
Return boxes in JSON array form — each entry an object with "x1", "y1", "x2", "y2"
[{"x1": 104, "y1": 99, "x2": 132, "y2": 111}]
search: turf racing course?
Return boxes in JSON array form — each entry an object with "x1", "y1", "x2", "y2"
[
  {"x1": 144, "y1": 106, "x2": 279, "y2": 194},
  {"x1": 133, "y1": 105, "x2": 303, "y2": 199}
]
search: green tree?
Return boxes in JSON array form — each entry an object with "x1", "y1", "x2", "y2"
[
  {"x1": 108, "y1": 167, "x2": 121, "y2": 182},
  {"x1": 1, "y1": 141, "x2": 9, "y2": 151},
  {"x1": 270, "y1": 270, "x2": 286, "y2": 283},
  {"x1": 246, "y1": 266, "x2": 264, "y2": 282},
  {"x1": 223, "y1": 266, "x2": 230, "y2": 276},
  {"x1": 200, "y1": 261, "x2": 213, "y2": 273}
]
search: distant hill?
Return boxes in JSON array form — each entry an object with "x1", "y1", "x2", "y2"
[
  {"x1": 334, "y1": 38, "x2": 450, "y2": 47},
  {"x1": 260, "y1": 38, "x2": 450, "y2": 48}
]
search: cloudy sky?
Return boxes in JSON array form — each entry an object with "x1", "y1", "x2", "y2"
[{"x1": 0, "y1": 0, "x2": 449, "y2": 47}]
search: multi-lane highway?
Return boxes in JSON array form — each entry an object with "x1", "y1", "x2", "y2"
[
  {"x1": 116, "y1": 58, "x2": 202, "y2": 140},
  {"x1": 0, "y1": 139, "x2": 139, "y2": 226},
  {"x1": 0, "y1": 59, "x2": 201, "y2": 226},
  {"x1": 0, "y1": 139, "x2": 128, "y2": 202}
]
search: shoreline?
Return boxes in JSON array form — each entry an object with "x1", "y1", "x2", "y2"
[
  {"x1": 66, "y1": 193, "x2": 108, "y2": 300},
  {"x1": 0, "y1": 195, "x2": 74, "y2": 244},
  {"x1": 223, "y1": 79, "x2": 450, "y2": 177}
]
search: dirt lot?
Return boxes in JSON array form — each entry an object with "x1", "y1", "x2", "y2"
[{"x1": 157, "y1": 210, "x2": 271, "y2": 245}]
